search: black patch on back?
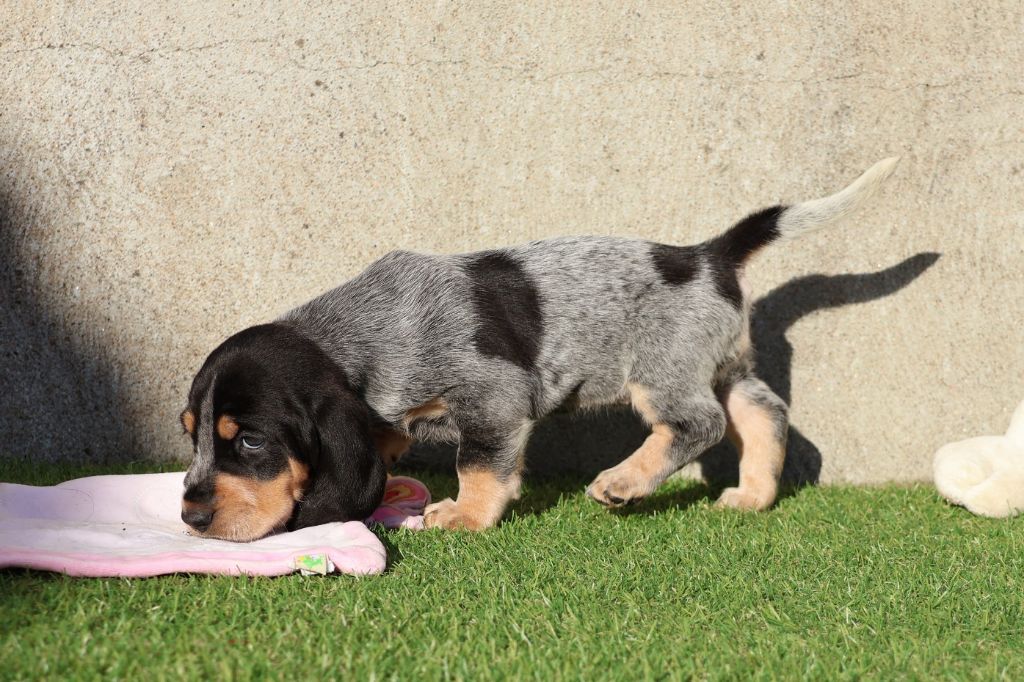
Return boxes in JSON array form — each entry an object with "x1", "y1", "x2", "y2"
[
  {"x1": 701, "y1": 205, "x2": 787, "y2": 308},
  {"x1": 708, "y1": 259, "x2": 743, "y2": 308},
  {"x1": 464, "y1": 251, "x2": 544, "y2": 372},
  {"x1": 650, "y1": 243, "x2": 700, "y2": 286},
  {"x1": 707, "y1": 205, "x2": 785, "y2": 265}
]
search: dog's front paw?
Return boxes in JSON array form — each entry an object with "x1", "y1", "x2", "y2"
[
  {"x1": 715, "y1": 486, "x2": 773, "y2": 511},
  {"x1": 586, "y1": 466, "x2": 654, "y2": 508},
  {"x1": 423, "y1": 498, "x2": 487, "y2": 530}
]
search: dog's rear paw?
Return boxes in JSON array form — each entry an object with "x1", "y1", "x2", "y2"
[
  {"x1": 586, "y1": 468, "x2": 652, "y2": 508},
  {"x1": 715, "y1": 486, "x2": 774, "y2": 511}
]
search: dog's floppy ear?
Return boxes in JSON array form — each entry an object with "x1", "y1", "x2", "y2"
[{"x1": 288, "y1": 386, "x2": 387, "y2": 529}]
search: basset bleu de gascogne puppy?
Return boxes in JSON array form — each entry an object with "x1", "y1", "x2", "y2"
[{"x1": 179, "y1": 158, "x2": 899, "y2": 540}]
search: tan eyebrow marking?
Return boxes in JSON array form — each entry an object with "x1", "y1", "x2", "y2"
[{"x1": 216, "y1": 414, "x2": 239, "y2": 440}]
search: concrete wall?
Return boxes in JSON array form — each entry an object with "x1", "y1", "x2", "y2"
[{"x1": 1, "y1": 2, "x2": 1021, "y2": 484}]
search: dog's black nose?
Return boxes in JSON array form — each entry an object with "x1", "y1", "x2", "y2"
[{"x1": 181, "y1": 507, "x2": 213, "y2": 532}]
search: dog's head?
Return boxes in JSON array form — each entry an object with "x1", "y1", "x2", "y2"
[{"x1": 179, "y1": 323, "x2": 386, "y2": 541}]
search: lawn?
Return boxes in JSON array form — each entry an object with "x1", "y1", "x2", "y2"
[{"x1": 1, "y1": 460, "x2": 1022, "y2": 680}]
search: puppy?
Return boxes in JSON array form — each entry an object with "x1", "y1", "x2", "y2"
[{"x1": 180, "y1": 158, "x2": 899, "y2": 538}]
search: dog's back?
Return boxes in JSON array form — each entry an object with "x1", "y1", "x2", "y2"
[{"x1": 287, "y1": 157, "x2": 899, "y2": 425}]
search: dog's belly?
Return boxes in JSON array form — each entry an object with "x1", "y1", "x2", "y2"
[{"x1": 539, "y1": 372, "x2": 631, "y2": 418}]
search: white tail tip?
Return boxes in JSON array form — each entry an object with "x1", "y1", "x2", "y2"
[{"x1": 777, "y1": 156, "x2": 901, "y2": 239}]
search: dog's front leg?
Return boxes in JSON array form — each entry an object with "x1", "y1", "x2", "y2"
[{"x1": 424, "y1": 423, "x2": 531, "y2": 531}]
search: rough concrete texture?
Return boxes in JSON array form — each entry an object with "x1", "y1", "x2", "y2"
[{"x1": 1, "y1": 3, "x2": 1021, "y2": 485}]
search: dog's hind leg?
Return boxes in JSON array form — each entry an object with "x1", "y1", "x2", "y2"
[
  {"x1": 716, "y1": 375, "x2": 788, "y2": 510},
  {"x1": 587, "y1": 385, "x2": 727, "y2": 507}
]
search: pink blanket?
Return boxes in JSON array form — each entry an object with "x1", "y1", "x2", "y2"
[{"x1": 0, "y1": 472, "x2": 428, "y2": 577}]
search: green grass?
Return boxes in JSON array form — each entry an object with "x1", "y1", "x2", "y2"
[{"x1": 1, "y1": 460, "x2": 1022, "y2": 680}]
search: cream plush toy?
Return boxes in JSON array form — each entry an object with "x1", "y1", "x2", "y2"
[{"x1": 933, "y1": 400, "x2": 1024, "y2": 518}]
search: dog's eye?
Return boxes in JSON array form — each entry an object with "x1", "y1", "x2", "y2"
[{"x1": 240, "y1": 435, "x2": 265, "y2": 450}]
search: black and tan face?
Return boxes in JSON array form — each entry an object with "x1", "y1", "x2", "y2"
[
  {"x1": 180, "y1": 404, "x2": 310, "y2": 542},
  {"x1": 180, "y1": 324, "x2": 387, "y2": 542}
]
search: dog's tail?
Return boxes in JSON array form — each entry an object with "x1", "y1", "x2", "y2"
[{"x1": 707, "y1": 157, "x2": 900, "y2": 265}]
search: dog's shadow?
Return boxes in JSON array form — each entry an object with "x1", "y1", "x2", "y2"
[{"x1": 401, "y1": 252, "x2": 940, "y2": 516}]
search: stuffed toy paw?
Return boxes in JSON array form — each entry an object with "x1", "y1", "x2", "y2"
[{"x1": 933, "y1": 399, "x2": 1024, "y2": 518}]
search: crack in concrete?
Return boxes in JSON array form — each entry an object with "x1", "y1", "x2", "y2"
[
  {"x1": 3, "y1": 41, "x2": 1021, "y2": 97},
  {"x1": 1, "y1": 38, "x2": 271, "y2": 60},
  {"x1": 286, "y1": 56, "x2": 473, "y2": 73},
  {"x1": 275, "y1": 57, "x2": 1024, "y2": 96},
  {"x1": 283, "y1": 59, "x2": 1022, "y2": 96}
]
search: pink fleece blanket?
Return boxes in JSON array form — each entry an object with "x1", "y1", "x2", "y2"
[{"x1": 0, "y1": 473, "x2": 428, "y2": 577}]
